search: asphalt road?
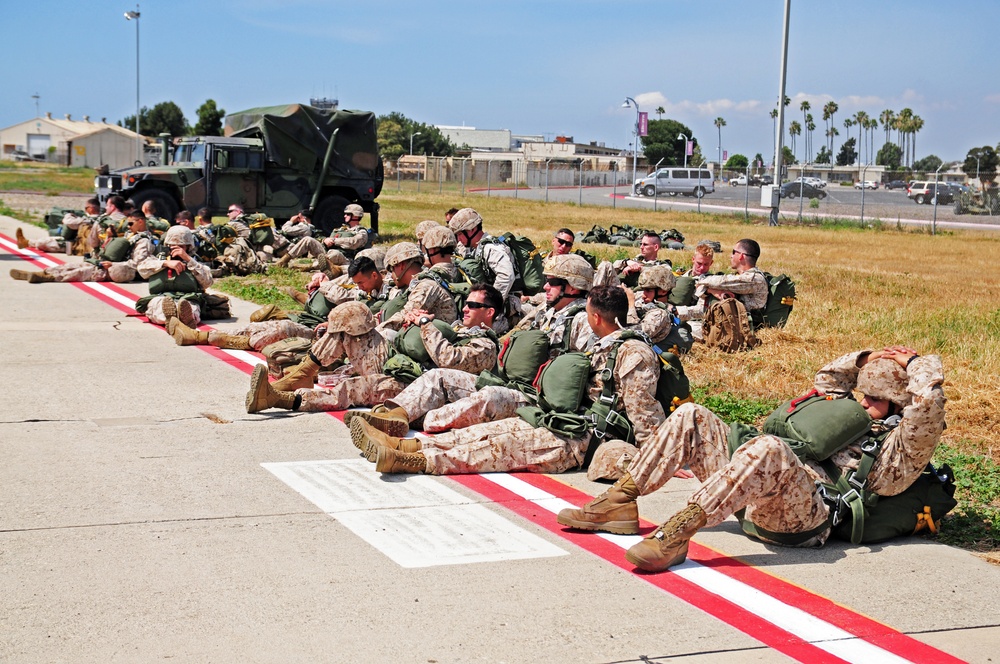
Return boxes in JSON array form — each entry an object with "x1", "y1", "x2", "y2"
[{"x1": 2, "y1": 216, "x2": 999, "y2": 663}]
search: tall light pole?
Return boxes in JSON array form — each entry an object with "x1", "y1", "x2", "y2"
[
  {"x1": 770, "y1": 0, "x2": 791, "y2": 227},
  {"x1": 622, "y1": 97, "x2": 639, "y2": 193},
  {"x1": 409, "y1": 131, "x2": 422, "y2": 155},
  {"x1": 125, "y1": 6, "x2": 141, "y2": 164},
  {"x1": 677, "y1": 133, "x2": 689, "y2": 169},
  {"x1": 975, "y1": 155, "x2": 981, "y2": 187}
]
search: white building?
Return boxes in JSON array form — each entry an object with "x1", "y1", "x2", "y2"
[{"x1": 0, "y1": 113, "x2": 150, "y2": 170}]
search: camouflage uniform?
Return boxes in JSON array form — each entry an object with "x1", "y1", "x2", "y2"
[
  {"x1": 627, "y1": 351, "x2": 945, "y2": 545},
  {"x1": 279, "y1": 218, "x2": 314, "y2": 240},
  {"x1": 230, "y1": 320, "x2": 316, "y2": 351},
  {"x1": 316, "y1": 273, "x2": 392, "y2": 308},
  {"x1": 136, "y1": 229, "x2": 215, "y2": 326},
  {"x1": 415, "y1": 328, "x2": 664, "y2": 474},
  {"x1": 294, "y1": 312, "x2": 404, "y2": 411},
  {"x1": 676, "y1": 267, "x2": 769, "y2": 323},
  {"x1": 43, "y1": 232, "x2": 154, "y2": 283},
  {"x1": 284, "y1": 226, "x2": 370, "y2": 266},
  {"x1": 379, "y1": 272, "x2": 459, "y2": 332}
]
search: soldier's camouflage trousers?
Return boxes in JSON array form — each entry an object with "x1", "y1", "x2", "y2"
[
  {"x1": 421, "y1": 417, "x2": 589, "y2": 475},
  {"x1": 388, "y1": 368, "x2": 530, "y2": 432},
  {"x1": 629, "y1": 402, "x2": 830, "y2": 545},
  {"x1": 45, "y1": 262, "x2": 135, "y2": 283},
  {"x1": 232, "y1": 320, "x2": 314, "y2": 352},
  {"x1": 285, "y1": 237, "x2": 349, "y2": 266},
  {"x1": 297, "y1": 374, "x2": 404, "y2": 411}
]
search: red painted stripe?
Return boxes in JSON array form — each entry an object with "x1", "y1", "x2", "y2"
[{"x1": 452, "y1": 472, "x2": 965, "y2": 664}]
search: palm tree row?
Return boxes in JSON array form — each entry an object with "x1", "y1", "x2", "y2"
[{"x1": 773, "y1": 99, "x2": 924, "y2": 168}]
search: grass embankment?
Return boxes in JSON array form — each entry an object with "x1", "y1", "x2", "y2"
[{"x1": 0, "y1": 162, "x2": 95, "y2": 193}]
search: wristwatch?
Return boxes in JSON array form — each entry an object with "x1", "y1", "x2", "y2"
[{"x1": 418, "y1": 316, "x2": 431, "y2": 326}]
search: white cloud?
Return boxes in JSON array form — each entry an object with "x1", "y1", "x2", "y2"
[{"x1": 627, "y1": 92, "x2": 762, "y2": 118}]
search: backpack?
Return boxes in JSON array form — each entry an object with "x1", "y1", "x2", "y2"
[
  {"x1": 246, "y1": 213, "x2": 276, "y2": 249},
  {"x1": 101, "y1": 236, "x2": 133, "y2": 263},
  {"x1": 384, "y1": 321, "x2": 496, "y2": 384},
  {"x1": 668, "y1": 276, "x2": 698, "y2": 307},
  {"x1": 488, "y1": 329, "x2": 551, "y2": 394},
  {"x1": 262, "y1": 337, "x2": 314, "y2": 379},
  {"x1": 659, "y1": 228, "x2": 685, "y2": 244},
  {"x1": 761, "y1": 391, "x2": 873, "y2": 461},
  {"x1": 482, "y1": 233, "x2": 544, "y2": 295},
  {"x1": 703, "y1": 298, "x2": 759, "y2": 352},
  {"x1": 219, "y1": 237, "x2": 267, "y2": 276},
  {"x1": 290, "y1": 289, "x2": 335, "y2": 329},
  {"x1": 580, "y1": 225, "x2": 610, "y2": 244},
  {"x1": 751, "y1": 272, "x2": 797, "y2": 328},
  {"x1": 417, "y1": 270, "x2": 472, "y2": 317}
]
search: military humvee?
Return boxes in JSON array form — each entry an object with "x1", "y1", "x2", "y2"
[{"x1": 95, "y1": 103, "x2": 383, "y2": 233}]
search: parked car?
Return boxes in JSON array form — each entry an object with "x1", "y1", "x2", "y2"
[
  {"x1": 779, "y1": 182, "x2": 826, "y2": 199},
  {"x1": 884, "y1": 180, "x2": 909, "y2": 190},
  {"x1": 633, "y1": 167, "x2": 715, "y2": 198},
  {"x1": 730, "y1": 175, "x2": 748, "y2": 186},
  {"x1": 10, "y1": 149, "x2": 33, "y2": 162},
  {"x1": 854, "y1": 180, "x2": 878, "y2": 190},
  {"x1": 760, "y1": 174, "x2": 774, "y2": 185},
  {"x1": 907, "y1": 181, "x2": 953, "y2": 205}
]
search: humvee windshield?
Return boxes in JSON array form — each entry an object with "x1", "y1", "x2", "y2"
[{"x1": 173, "y1": 143, "x2": 206, "y2": 166}]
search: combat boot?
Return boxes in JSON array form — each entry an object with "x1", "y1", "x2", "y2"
[
  {"x1": 280, "y1": 286, "x2": 309, "y2": 305},
  {"x1": 246, "y1": 365, "x2": 300, "y2": 413},
  {"x1": 27, "y1": 271, "x2": 56, "y2": 283},
  {"x1": 343, "y1": 404, "x2": 411, "y2": 438},
  {"x1": 625, "y1": 503, "x2": 707, "y2": 572},
  {"x1": 15, "y1": 228, "x2": 28, "y2": 249},
  {"x1": 207, "y1": 330, "x2": 253, "y2": 350},
  {"x1": 167, "y1": 318, "x2": 210, "y2": 346},
  {"x1": 271, "y1": 354, "x2": 320, "y2": 391},
  {"x1": 556, "y1": 473, "x2": 640, "y2": 535},
  {"x1": 161, "y1": 298, "x2": 197, "y2": 327},
  {"x1": 273, "y1": 253, "x2": 293, "y2": 268},
  {"x1": 316, "y1": 254, "x2": 343, "y2": 280},
  {"x1": 10, "y1": 269, "x2": 31, "y2": 281},
  {"x1": 375, "y1": 446, "x2": 427, "y2": 474},
  {"x1": 250, "y1": 303, "x2": 288, "y2": 323},
  {"x1": 349, "y1": 418, "x2": 421, "y2": 463}
]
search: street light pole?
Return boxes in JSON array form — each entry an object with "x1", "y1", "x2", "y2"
[
  {"x1": 975, "y1": 155, "x2": 981, "y2": 187},
  {"x1": 125, "y1": 6, "x2": 141, "y2": 164},
  {"x1": 409, "y1": 131, "x2": 422, "y2": 155},
  {"x1": 677, "y1": 133, "x2": 689, "y2": 169},
  {"x1": 622, "y1": 97, "x2": 639, "y2": 194}
]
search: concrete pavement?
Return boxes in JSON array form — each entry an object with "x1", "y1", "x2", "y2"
[{"x1": 2, "y1": 216, "x2": 998, "y2": 663}]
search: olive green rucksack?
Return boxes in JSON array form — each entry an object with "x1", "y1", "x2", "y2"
[
  {"x1": 101, "y1": 236, "x2": 133, "y2": 263},
  {"x1": 750, "y1": 272, "x2": 797, "y2": 329},
  {"x1": 490, "y1": 329, "x2": 551, "y2": 394},
  {"x1": 482, "y1": 233, "x2": 544, "y2": 295},
  {"x1": 668, "y1": 275, "x2": 697, "y2": 307},
  {"x1": 762, "y1": 392, "x2": 872, "y2": 462}
]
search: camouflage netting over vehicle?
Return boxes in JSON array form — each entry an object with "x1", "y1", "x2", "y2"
[{"x1": 225, "y1": 104, "x2": 381, "y2": 183}]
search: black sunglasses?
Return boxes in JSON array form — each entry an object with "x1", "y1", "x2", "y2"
[
  {"x1": 554, "y1": 237, "x2": 573, "y2": 247},
  {"x1": 464, "y1": 301, "x2": 492, "y2": 310},
  {"x1": 546, "y1": 277, "x2": 568, "y2": 288}
]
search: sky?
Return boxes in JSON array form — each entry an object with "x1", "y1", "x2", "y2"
[{"x1": 3, "y1": 0, "x2": 999, "y2": 164}]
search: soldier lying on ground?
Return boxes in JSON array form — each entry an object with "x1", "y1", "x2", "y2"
[
  {"x1": 348, "y1": 285, "x2": 665, "y2": 476},
  {"x1": 557, "y1": 346, "x2": 946, "y2": 573},
  {"x1": 11, "y1": 210, "x2": 154, "y2": 284},
  {"x1": 246, "y1": 283, "x2": 503, "y2": 415}
]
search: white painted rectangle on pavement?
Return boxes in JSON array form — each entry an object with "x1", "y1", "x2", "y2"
[{"x1": 263, "y1": 459, "x2": 567, "y2": 568}]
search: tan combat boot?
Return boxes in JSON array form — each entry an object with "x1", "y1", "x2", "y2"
[
  {"x1": 280, "y1": 286, "x2": 309, "y2": 305},
  {"x1": 10, "y1": 269, "x2": 32, "y2": 280},
  {"x1": 246, "y1": 365, "x2": 299, "y2": 413},
  {"x1": 207, "y1": 330, "x2": 253, "y2": 350},
  {"x1": 273, "y1": 253, "x2": 293, "y2": 268},
  {"x1": 15, "y1": 228, "x2": 29, "y2": 249},
  {"x1": 167, "y1": 318, "x2": 210, "y2": 346},
  {"x1": 625, "y1": 503, "x2": 708, "y2": 572},
  {"x1": 349, "y1": 418, "x2": 421, "y2": 463},
  {"x1": 375, "y1": 446, "x2": 427, "y2": 474},
  {"x1": 27, "y1": 271, "x2": 56, "y2": 283},
  {"x1": 316, "y1": 254, "x2": 343, "y2": 280},
  {"x1": 250, "y1": 303, "x2": 288, "y2": 323},
  {"x1": 161, "y1": 298, "x2": 197, "y2": 327},
  {"x1": 343, "y1": 404, "x2": 411, "y2": 438},
  {"x1": 271, "y1": 354, "x2": 320, "y2": 391},
  {"x1": 556, "y1": 473, "x2": 640, "y2": 535}
]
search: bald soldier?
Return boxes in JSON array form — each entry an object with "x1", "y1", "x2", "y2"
[
  {"x1": 349, "y1": 285, "x2": 665, "y2": 476},
  {"x1": 557, "y1": 346, "x2": 946, "y2": 572}
]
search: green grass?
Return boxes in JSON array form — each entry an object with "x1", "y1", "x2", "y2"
[
  {"x1": 934, "y1": 442, "x2": 1000, "y2": 551},
  {"x1": 692, "y1": 386, "x2": 781, "y2": 424},
  {"x1": 0, "y1": 197, "x2": 45, "y2": 227},
  {"x1": 0, "y1": 166, "x2": 95, "y2": 193},
  {"x1": 211, "y1": 268, "x2": 310, "y2": 311}
]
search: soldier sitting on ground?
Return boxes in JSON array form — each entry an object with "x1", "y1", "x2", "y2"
[
  {"x1": 140, "y1": 200, "x2": 170, "y2": 239},
  {"x1": 134, "y1": 225, "x2": 214, "y2": 328},
  {"x1": 613, "y1": 232, "x2": 672, "y2": 288},
  {"x1": 556, "y1": 346, "x2": 946, "y2": 573},
  {"x1": 349, "y1": 285, "x2": 665, "y2": 476},
  {"x1": 11, "y1": 210, "x2": 154, "y2": 284},
  {"x1": 275, "y1": 203, "x2": 373, "y2": 273},
  {"x1": 448, "y1": 207, "x2": 523, "y2": 328},
  {"x1": 16, "y1": 197, "x2": 103, "y2": 255},
  {"x1": 247, "y1": 283, "x2": 503, "y2": 415},
  {"x1": 378, "y1": 242, "x2": 459, "y2": 335},
  {"x1": 633, "y1": 265, "x2": 694, "y2": 355}
]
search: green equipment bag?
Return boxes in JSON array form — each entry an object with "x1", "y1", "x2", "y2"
[
  {"x1": 830, "y1": 464, "x2": 957, "y2": 544},
  {"x1": 456, "y1": 256, "x2": 489, "y2": 284},
  {"x1": 494, "y1": 329, "x2": 551, "y2": 391},
  {"x1": 101, "y1": 236, "x2": 133, "y2": 263},
  {"x1": 262, "y1": 337, "x2": 314, "y2": 379},
  {"x1": 377, "y1": 288, "x2": 409, "y2": 324},
  {"x1": 580, "y1": 225, "x2": 610, "y2": 244},
  {"x1": 649, "y1": 340, "x2": 694, "y2": 413},
  {"x1": 486, "y1": 232, "x2": 544, "y2": 295},
  {"x1": 147, "y1": 267, "x2": 201, "y2": 296},
  {"x1": 659, "y1": 228, "x2": 685, "y2": 244},
  {"x1": 532, "y1": 352, "x2": 593, "y2": 415},
  {"x1": 247, "y1": 214, "x2": 276, "y2": 249},
  {"x1": 762, "y1": 391, "x2": 872, "y2": 462},
  {"x1": 201, "y1": 292, "x2": 231, "y2": 320},
  {"x1": 382, "y1": 354, "x2": 425, "y2": 384},
  {"x1": 751, "y1": 272, "x2": 797, "y2": 329},
  {"x1": 668, "y1": 275, "x2": 698, "y2": 307},
  {"x1": 392, "y1": 320, "x2": 459, "y2": 366},
  {"x1": 290, "y1": 289, "x2": 336, "y2": 329}
]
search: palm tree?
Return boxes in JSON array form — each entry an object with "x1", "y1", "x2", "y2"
[
  {"x1": 806, "y1": 116, "x2": 816, "y2": 163},
  {"x1": 788, "y1": 120, "x2": 801, "y2": 159},
  {"x1": 896, "y1": 108, "x2": 914, "y2": 167},
  {"x1": 655, "y1": 106, "x2": 665, "y2": 120},
  {"x1": 769, "y1": 108, "x2": 779, "y2": 161},
  {"x1": 826, "y1": 127, "x2": 839, "y2": 161},
  {"x1": 854, "y1": 111, "x2": 869, "y2": 162},
  {"x1": 714, "y1": 116, "x2": 726, "y2": 169},
  {"x1": 843, "y1": 118, "x2": 855, "y2": 164},
  {"x1": 911, "y1": 115, "x2": 924, "y2": 168},
  {"x1": 879, "y1": 109, "x2": 895, "y2": 147},
  {"x1": 823, "y1": 100, "x2": 839, "y2": 155},
  {"x1": 799, "y1": 101, "x2": 811, "y2": 161},
  {"x1": 866, "y1": 118, "x2": 878, "y2": 164}
]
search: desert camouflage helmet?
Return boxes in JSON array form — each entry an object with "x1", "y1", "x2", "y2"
[
  {"x1": 384, "y1": 241, "x2": 423, "y2": 268},
  {"x1": 543, "y1": 253, "x2": 595, "y2": 291},
  {"x1": 414, "y1": 220, "x2": 441, "y2": 242},
  {"x1": 637, "y1": 265, "x2": 677, "y2": 291},
  {"x1": 327, "y1": 301, "x2": 376, "y2": 336},
  {"x1": 356, "y1": 246, "x2": 386, "y2": 272},
  {"x1": 586, "y1": 439, "x2": 639, "y2": 482},
  {"x1": 856, "y1": 357, "x2": 911, "y2": 408},
  {"x1": 162, "y1": 225, "x2": 195, "y2": 247},
  {"x1": 447, "y1": 207, "x2": 483, "y2": 233},
  {"x1": 344, "y1": 203, "x2": 364, "y2": 218},
  {"x1": 422, "y1": 225, "x2": 457, "y2": 251}
]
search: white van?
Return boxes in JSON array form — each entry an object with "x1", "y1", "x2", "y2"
[{"x1": 634, "y1": 167, "x2": 715, "y2": 198}]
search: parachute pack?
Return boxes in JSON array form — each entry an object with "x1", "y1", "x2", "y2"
[
  {"x1": 480, "y1": 232, "x2": 544, "y2": 295},
  {"x1": 750, "y1": 272, "x2": 797, "y2": 329}
]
